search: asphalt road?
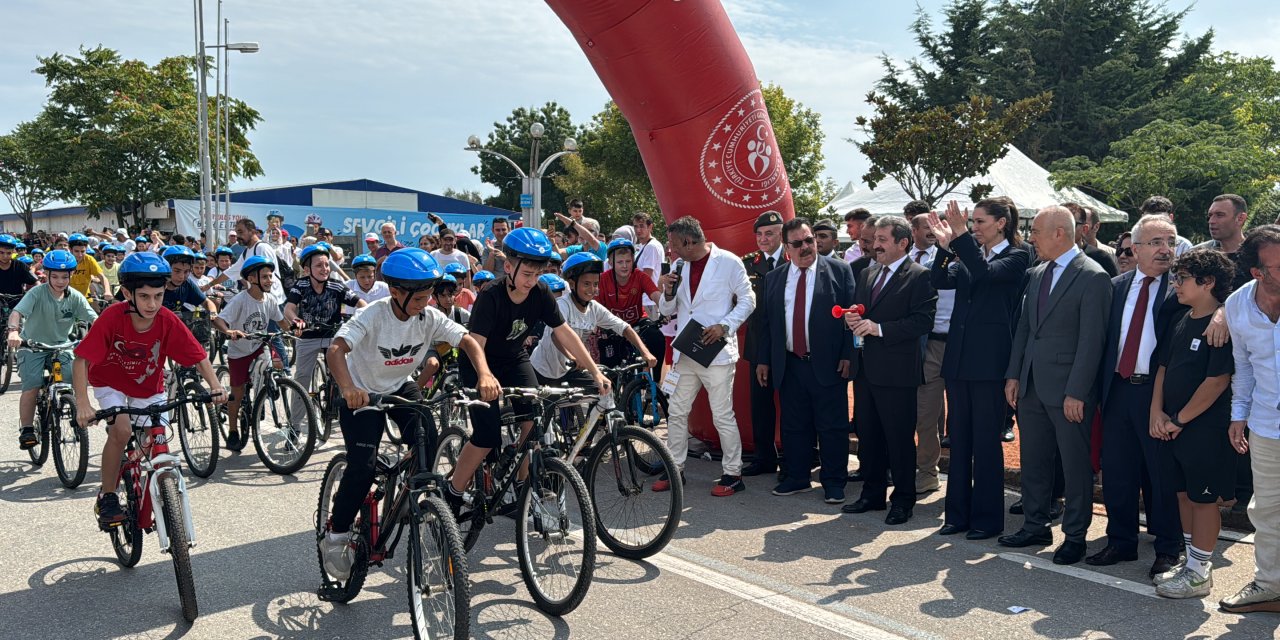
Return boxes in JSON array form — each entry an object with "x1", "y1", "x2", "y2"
[{"x1": 0, "y1": 384, "x2": 1276, "y2": 640}]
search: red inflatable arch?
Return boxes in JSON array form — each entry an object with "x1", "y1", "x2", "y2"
[{"x1": 545, "y1": 0, "x2": 797, "y2": 452}]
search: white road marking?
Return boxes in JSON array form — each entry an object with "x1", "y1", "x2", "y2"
[{"x1": 997, "y1": 552, "x2": 1216, "y2": 612}]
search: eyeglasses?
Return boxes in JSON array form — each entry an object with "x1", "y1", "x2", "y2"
[
  {"x1": 1116, "y1": 247, "x2": 1133, "y2": 257},
  {"x1": 1137, "y1": 238, "x2": 1177, "y2": 249},
  {"x1": 786, "y1": 236, "x2": 816, "y2": 249},
  {"x1": 1170, "y1": 273, "x2": 1202, "y2": 285}
]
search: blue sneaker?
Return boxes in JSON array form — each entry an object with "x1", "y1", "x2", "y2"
[{"x1": 771, "y1": 479, "x2": 814, "y2": 496}]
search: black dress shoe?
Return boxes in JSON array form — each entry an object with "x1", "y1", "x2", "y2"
[
  {"x1": 885, "y1": 505, "x2": 913, "y2": 525},
  {"x1": 1085, "y1": 545, "x2": 1138, "y2": 566},
  {"x1": 940, "y1": 436, "x2": 951, "y2": 449},
  {"x1": 965, "y1": 529, "x2": 1001, "y2": 541},
  {"x1": 998, "y1": 529, "x2": 1053, "y2": 548},
  {"x1": 741, "y1": 461, "x2": 777, "y2": 477},
  {"x1": 938, "y1": 524, "x2": 968, "y2": 536},
  {"x1": 846, "y1": 470, "x2": 865, "y2": 483},
  {"x1": 841, "y1": 497, "x2": 886, "y2": 514},
  {"x1": 1008, "y1": 499, "x2": 1023, "y2": 515},
  {"x1": 1053, "y1": 540, "x2": 1086, "y2": 565},
  {"x1": 1149, "y1": 553, "x2": 1181, "y2": 578},
  {"x1": 1049, "y1": 499, "x2": 1065, "y2": 521},
  {"x1": 1002, "y1": 427, "x2": 1016, "y2": 443}
]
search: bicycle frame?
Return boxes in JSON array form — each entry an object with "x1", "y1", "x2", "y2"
[{"x1": 120, "y1": 422, "x2": 196, "y2": 553}]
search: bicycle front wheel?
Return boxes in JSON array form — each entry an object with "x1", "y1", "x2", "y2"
[
  {"x1": 252, "y1": 377, "x2": 317, "y2": 475},
  {"x1": 586, "y1": 425, "x2": 682, "y2": 559},
  {"x1": 51, "y1": 394, "x2": 89, "y2": 488},
  {"x1": 407, "y1": 496, "x2": 471, "y2": 640},
  {"x1": 110, "y1": 471, "x2": 144, "y2": 567},
  {"x1": 0, "y1": 343, "x2": 13, "y2": 394},
  {"x1": 214, "y1": 365, "x2": 232, "y2": 441},
  {"x1": 158, "y1": 474, "x2": 199, "y2": 622},
  {"x1": 178, "y1": 382, "x2": 220, "y2": 478},
  {"x1": 621, "y1": 377, "x2": 667, "y2": 431},
  {"x1": 516, "y1": 455, "x2": 596, "y2": 616}
]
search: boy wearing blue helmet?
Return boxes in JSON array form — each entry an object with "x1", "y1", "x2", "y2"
[
  {"x1": 74, "y1": 252, "x2": 225, "y2": 527},
  {"x1": 0, "y1": 235, "x2": 37, "y2": 299},
  {"x1": 319, "y1": 248, "x2": 498, "y2": 581},
  {"x1": 343, "y1": 254, "x2": 388, "y2": 314},
  {"x1": 99, "y1": 245, "x2": 122, "y2": 292},
  {"x1": 67, "y1": 234, "x2": 111, "y2": 300},
  {"x1": 10, "y1": 250, "x2": 97, "y2": 451},
  {"x1": 211, "y1": 255, "x2": 285, "y2": 450}
]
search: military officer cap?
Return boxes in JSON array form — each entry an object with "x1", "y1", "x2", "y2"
[
  {"x1": 813, "y1": 218, "x2": 838, "y2": 233},
  {"x1": 754, "y1": 211, "x2": 784, "y2": 230}
]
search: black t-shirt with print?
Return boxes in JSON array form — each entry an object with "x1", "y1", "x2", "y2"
[
  {"x1": 465, "y1": 276, "x2": 564, "y2": 367},
  {"x1": 286, "y1": 279, "x2": 362, "y2": 339},
  {"x1": 1158, "y1": 310, "x2": 1234, "y2": 430}
]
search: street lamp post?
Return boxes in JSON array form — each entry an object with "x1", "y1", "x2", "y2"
[
  {"x1": 194, "y1": 0, "x2": 257, "y2": 249},
  {"x1": 466, "y1": 124, "x2": 577, "y2": 230}
]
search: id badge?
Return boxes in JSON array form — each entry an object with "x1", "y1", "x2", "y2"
[{"x1": 661, "y1": 369, "x2": 681, "y2": 395}]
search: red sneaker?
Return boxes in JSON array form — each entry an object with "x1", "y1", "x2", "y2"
[{"x1": 711, "y1": 475, "x2": 745, "y2": 497}]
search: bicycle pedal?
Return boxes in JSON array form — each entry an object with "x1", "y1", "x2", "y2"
[
  {"x1": 98, "y1": 521, "x2": 123, "y2": 533},
  {"x1": 316, "y1": 583, "x2": 347, "y2": 602}
]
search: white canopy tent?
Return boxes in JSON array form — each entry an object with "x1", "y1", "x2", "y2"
[{"x1": 824, "y1": 145, "x2": 1128, "y2": 225}]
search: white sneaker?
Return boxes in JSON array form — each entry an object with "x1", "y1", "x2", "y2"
[
  {"x1": 1152, "y1": 558, "x2": 1187, "y2": 585},
  {"x1": 322, "y1": 532, "x2": 354, "y2": 581},
  {"x1": 1156, "y1": 564, "x2": 1212, "y2": 599}
]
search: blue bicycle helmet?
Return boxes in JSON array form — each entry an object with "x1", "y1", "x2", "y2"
[
  {"x1": 561, "y1": 252, "x2": 603, "y2": 281},
  {"x1": 30, "y1": 247, "x2": 44, "y2": 256},
  {"x1": 351, "y1": 254, "x2": 377, "y2": 270},
  {"x1": 17, "y1": 256, "x2": 34, "y2": 266},
  {"x1": 101, "y1": 244, "x2": 123, "y2": 255},
  {"x1": 473, "y1": 270, "x2": 495, "y2": 284},
  {"x1": 97, "y1": 242, "x2": 109, "y2": 252},
  {"x1": 0, "y1": 234, "x2": 16, "y2": 249},
  {"x1": 214, "y1": 245, "x2": 235, "y2": 258},
  {"x1": 549, "y1": 251, "x2": 562, "y2": 265},
  {"x1": 67, "y1": 233, "x2": 90, "y2": 247},
  {"x1": 502, "y1": 227, "x2": 555, "y2": 263},
  {"x1": 42, "y1": 249, "x2": 78, "y2": 272},
  {"x1": 298, "y1": 243, "x2": 331, "y2": 267},
  {"x1": 118, "y1": 252, "x2": 171, "y2": 285},
  {"x1": 240, "y1": 255, "x2": 274, "y2": 279},
  {"x1": 539, "y1": 273, "x2": 567, "y2": 292},
  {"x1": 380, "y1": 248, "x2": 443, "y2": 292},
  {"x1": 15, "y1": 241, "x2": 27, "y2": 251},
  {"x1": 134, "y1": 236, "x2": 148, "y2": 244},
  {"x1": 86, "y1": 248, "x2": 96, "y2": 257},
  {"x1": 443, "y1": 262, "x2": 468, "y2": 277},
  {"x1": 606, "y1": 237, "x2": 635, "y2": 259},
  {"x1": 193, "y1": 251, "x2": 207, "y2": 261},
  {"x1": 162, "y1": 245, "x2": 196, "y2": 264}
]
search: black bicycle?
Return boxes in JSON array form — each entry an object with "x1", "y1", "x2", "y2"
[
  {"x1": 0, "y1": 293, "x2": 24, "y2": 394},
  {"x1": 214, "y1": 331, "x2": 317, "y2": 474},
  {"x1": 22, "y1": 340, "x2": 87, "y2": 487},
  {"x1": 164, "y1": 361, "x2": 221, "y2": 478},
  {"x1": 317, "y1": 390, "x2": 486, "y2": 639},
  {"x1": 432, "y1": 386, "x2": 597, "y2": 616}
]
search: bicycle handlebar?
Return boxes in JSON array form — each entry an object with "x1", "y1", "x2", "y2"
[
  {"x1": 92, "y1": 391, "x2": 220, "y2": 424},
  {"x1": 21, "y1": 340, "x2": 79, "y2": 352},
  {"x1": 349, "y1": 389, "x2": 490, "y2": 414}
]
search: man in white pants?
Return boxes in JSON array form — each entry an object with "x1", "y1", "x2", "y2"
[
  {"x1": 656, "y1": 216, "x2": 755, "y2": 497},
  {"x1": 1221, "y1": 224, "x2": 1280, "y2": 614}
]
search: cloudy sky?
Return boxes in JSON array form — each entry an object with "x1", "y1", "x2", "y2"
[{"x1": 1, "y1": 0, "x2": 1275, "y2": 213}]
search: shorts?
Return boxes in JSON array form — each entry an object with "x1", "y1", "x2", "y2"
[
  {"x1": 18, "y1": 348, "x2": 72, "y2": 391},
  {"x1": 461, "y1": 357, "x2": 538, "y2": 449},
  {"x1": 1171, "y1": 423, "x2": 1236, "y2": 504},
  {"x1": 229, "y1": 347, "x2": 264, "y2": 388},
  {"x1": 93, "y1": 387, "x2": 169, "y2": 428}
]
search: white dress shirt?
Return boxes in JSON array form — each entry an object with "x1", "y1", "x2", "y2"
[
  {"x1": 843, "y1": 244, "x2": 862, "y2": 262},
  {"x1": 984, "y1": 239, "x2": 1010, "y2": 261},
  {"x1": 1049, "y1": 245, "x2": 1081, "y2": 293},
  {"x1": 1227, "y1": 280, "x2": 1280, "y2": 439},
  {"x1": 784, "y1": 261, "x2": 816, "y2": 352},
  {"x1": 1115, "y1": 268, "x2": 1161, "y2": 376},
  {"x1": 911, "y1": 244, "x2": 937, "y2": 266},
  {"x1": 925, "y1": 254, "x2": 954, "y2": 334}
]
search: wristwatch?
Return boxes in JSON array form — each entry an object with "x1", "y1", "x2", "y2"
[
  {"x1": 1169, "y1": 413, "x2": 1185, "y2": 428},
  {"x1": 718, "y1": 323, "x2": 730, "y2": 335}
]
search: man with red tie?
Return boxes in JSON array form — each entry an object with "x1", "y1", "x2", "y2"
[
  {"x1": 754, "y1": 218, "x2": 857, "y2": 504},
  {"x1": 1088, "y1": 214, "x2": 1188, "y2": 578},
  {"x1": 841, "y1": 216, "x2": 937, "y2": 524}
]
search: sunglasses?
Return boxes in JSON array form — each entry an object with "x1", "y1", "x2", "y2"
[
  {"x1": 1117, "y1": 247, "x2": 1133, "y2": 257},
  {"x1": 786, "y1": 236, "x2": 816, "y2": 249}
]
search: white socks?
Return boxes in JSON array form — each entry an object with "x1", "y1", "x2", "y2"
[{"x1": 1186, "y1": 543, "x2": 1213, "y2": 577}]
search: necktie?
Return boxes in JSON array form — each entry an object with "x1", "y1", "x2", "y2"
[
  {"x1": 915, "y1": 250, "x2": 927, "y2": 264},
  {"x1": 765, "y1": 255, "x2": 775, "y2": 271},
  {"x1": 1036, "y1": 261, "x2": 1057, "y2": 325},
  {"x1": 1117, "y1": 276, "x2": 1156, "y2": 378},
  {"x1": 871, "y1": 266, "x2": 890, "y2": 302},
  {"x1": 793, "y1": 267, "x2": 808, "y2": 356}
]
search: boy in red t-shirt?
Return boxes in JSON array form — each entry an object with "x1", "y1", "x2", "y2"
[{"x1": 73, "y1": 253, "x2": 226, "y2": 528}]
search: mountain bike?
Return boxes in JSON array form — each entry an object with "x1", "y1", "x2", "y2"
[
  {"x1": 432, "y1": 386, "x2": 597, "y2": 616},
  {"x1": 164, "y1": 362, "x2": 221, "y2": 478},
  {"x1": 22, "y1": 340, "x2": 87, "y2": 488},
  {"x1": 92, "y1": 392, "x2": 219, "y2": 623},
  {"x1": 0, "y1": 293, "x2": 23, "y2": 394},
  {"x1": 300, "y1": 323, "x2": 347, "y2": 445},
  {"x1": 546, "y1": 362, "x2": 682, "y2": 559},
  {"x1": 616, "y1": 354, "x2": 668, "y2": 430},
  {"x1": 226, "y1": 331, "x2": 317, "y2": 474},
  {"x1": 420, "y1": 346, "x2": 467, "y2": 442},
  {"x1": 317, "y1": 390, "x2": 487, "y2": 639}
]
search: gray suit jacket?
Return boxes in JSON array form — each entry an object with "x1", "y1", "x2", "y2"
[{"x1": 1005, "y1": 251, "x2": 1112, "y2": 407}]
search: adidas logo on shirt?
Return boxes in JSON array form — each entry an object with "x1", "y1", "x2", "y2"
[{"x1": 378, "y1": 343, "x2": 423, "y2": 366}]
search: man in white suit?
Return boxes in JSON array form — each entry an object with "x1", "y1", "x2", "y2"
[{"x1": 656, "y1": 216, "x2": 756, "y2": 496}]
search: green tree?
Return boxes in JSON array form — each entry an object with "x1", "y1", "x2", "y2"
[
  {"x1": 1051, "y1": 119, "x2": 1280, "y2": 239},
  {"x1": 442, "y1": 187, "x2": 484, "y2": 204},
  {"x1": 880, "y1": 0, "x2": 1213, "y2": 165},
  {"x1": 0, "y1": 116, "x2": 62, "y2": 233},
  {"x1": 853, "y1": 92, "x2": 1053, "y2": 206},
  {"x1": 34, "y1": 46, "x2": 263, "y2": 228},
  {"x1": 551, "y1": 83, "x2": 833, "y2": 228},
  {"x1": 471, "y1": 102, "x2": 578, "y2": 214}
]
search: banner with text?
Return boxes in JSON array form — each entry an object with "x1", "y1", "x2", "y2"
[{"x1": 172, "y1": 200, "x2": 497, "y2": 247}]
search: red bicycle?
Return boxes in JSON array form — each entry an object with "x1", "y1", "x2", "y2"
[{"x1": 92, "y1": 392, "x2": 217, "y2": 624}]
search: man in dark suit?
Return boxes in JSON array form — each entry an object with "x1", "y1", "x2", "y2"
[
  {"x1": 841, "y1": 215, "x2": 937, "y2": 524},
  {"x1": 742, "y1": 211, "x2": 789, "y2": 478},
  {"x1": 1088, "y1": 214, "x2": 1186, "y2": 577},
  {"x1": 1066, "y1": 202, "x2": 1118, "y2": 277},
  {"x1": 847, "y1": 217, "x2": 878, "y2": 484},
  {"x1": 756, "y1": 218, "x2": 857, "y2": 503},
  {"x1": 1001, "y1": 205, "x2": 1112, "y2": 565}
]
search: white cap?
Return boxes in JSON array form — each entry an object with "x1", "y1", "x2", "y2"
[{"x1": 365, "y1": 232, "x2": 379, "y2": 242}]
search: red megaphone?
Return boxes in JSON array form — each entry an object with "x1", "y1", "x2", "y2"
[{"x1": 831, "y1": 304, "x2": 865, "y2": 318}]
